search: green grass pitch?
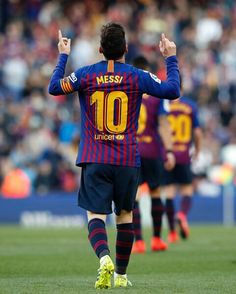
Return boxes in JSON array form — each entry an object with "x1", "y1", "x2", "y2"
[{"x1": 0, "y1": 225, "x2": 236, "y2": 293}]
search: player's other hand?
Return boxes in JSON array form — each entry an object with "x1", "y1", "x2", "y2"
[
  {"x1": 159, "y1": 33, "x2": 176, "y2": 58},
  {"x1": 58, "y1": 30, "x2": 71, "y2": 55},
  {"x1": 164, "y1": 152, "x2": 176, "y2": 171}
]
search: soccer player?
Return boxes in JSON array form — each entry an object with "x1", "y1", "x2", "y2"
[
  {"x1": 162, "y1": 88, "x2": 202, "y2": 242},
  {"x1": 132, "y1": 56, "x2": 175, "y2": 254},
  {"x1": 48, "y1": 23, "x2": 180, "y2": 289}
]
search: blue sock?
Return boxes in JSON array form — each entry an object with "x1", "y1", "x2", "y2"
[
  {"x1": 133, "y1": 201, "x2": 143, "y2": 240},
  {"x1": 180, "y1": 196, "x2": 192, "y2": 215},
  {"x1": 116, "y1": 223, "x2": 134, "y2": 274},
  {"x1": 151, "y1": 198, "x2": 164, "y2": 237},
  {"x1": 166, "y1": 199, "x2": 175, "y2": 232},
  {"x1": 88, "y1": 218, "x2": 110, "y2": 258}
]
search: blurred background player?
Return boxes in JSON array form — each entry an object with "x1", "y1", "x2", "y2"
[
  {"x1": 132, "y1": 56, "x2": 175, "y2": 254},
  {"x1": 162, "y1": 80, "x2": 202, "y2": 242},
  {"x1": 49, "y1": 24, "x2": 180, "y2": 288}
]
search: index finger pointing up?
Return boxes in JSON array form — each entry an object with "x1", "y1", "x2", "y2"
[
  {"x1": 58, "y1": 30, "x2": 63, "y2": 41},
  {"x1": 161, "y1": 33, "x2": 166, "y2": 47},
  {"x1": 161, "y1": 33, "x2": 165, "y2": 40}
]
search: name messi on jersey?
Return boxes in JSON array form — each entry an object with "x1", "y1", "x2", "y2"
[{"x1": 96, "y1": 75, "x2": 123, "y2": 85}]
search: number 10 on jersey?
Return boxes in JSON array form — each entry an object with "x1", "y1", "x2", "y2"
[{"x1": 90, "y1": 91, "x2": 128, "y2": 134}]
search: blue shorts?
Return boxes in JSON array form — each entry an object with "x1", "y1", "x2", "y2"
[
  {"x1": 78, "y1": 163, "x2": 140, "y2": 215},
  {"x1": 162, "y1": 163, "x2": 193, "y2": 185},
  {"x1": 139, "y1": 157, "x2": 164, "y2": 190}
]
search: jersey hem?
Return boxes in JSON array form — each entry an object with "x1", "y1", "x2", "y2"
[{"x1": 76, "y1": 160, "x2": 141, "y2": 168}]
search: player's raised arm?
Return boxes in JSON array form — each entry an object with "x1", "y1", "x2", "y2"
[
  {"x1": 139, "y1": 33, "x2": 180, "y2": 100},
  {"x1": 48, "y1": 30, "x2": 79, "y2": 95}
]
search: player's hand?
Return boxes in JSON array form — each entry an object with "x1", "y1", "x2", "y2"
[
  {"x1": 164, "y1": 152, "x2": 176, "y2": 171},
  {"x1": 58, "y1": 30, "x2": 71, "y2": 55},
  {"x1": 159, "y1": 33, "x2": 176, "y2": 58}
]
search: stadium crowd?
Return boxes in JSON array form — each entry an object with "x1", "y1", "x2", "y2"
[{"x1": 1, "y1": 0, "x2": 236, "y2": 196}]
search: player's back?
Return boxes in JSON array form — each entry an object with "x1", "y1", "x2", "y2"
[
  {"x1": 167, "y1": 96, "x2": 199, "y2": 163},
  {"x1": 48, "y1": 54, "x2": 180, "y2": 167},
  {"x1": 77, "y1": 61, "x2": 143, "y2": 167}
]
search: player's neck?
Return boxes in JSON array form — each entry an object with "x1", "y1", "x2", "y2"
[{"x1": 105, "y1": 56, "x2": 125, "y2": 63}]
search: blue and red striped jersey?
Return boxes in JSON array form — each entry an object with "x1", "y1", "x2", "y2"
[
  {"x1": 137, "y1": 96, "x2": 169, "y2": 159},
  {"x1": 49, "y1": 54, "x2": 180, "y2": 167},
  {"x1": 167, "y1": 96, "x2": 200, "y2": 164}
]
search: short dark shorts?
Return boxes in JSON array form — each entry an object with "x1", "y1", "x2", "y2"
[
  {"x1": 139, "y1": 157, "x2": 164, "y2": 190},
  {"x1": 162, "y1": 163, "x2": 193, "y2": 185},
  {"x1": 78, "y1": 163, "x2": 140, "y2": 215}
]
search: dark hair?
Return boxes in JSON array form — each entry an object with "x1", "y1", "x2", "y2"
[
  {"x1": 100, "y1": 23, "x2": 126, "y2": 60},
  {"x1": 132, "y1": 56, "x2": 149, "y2": 70}
]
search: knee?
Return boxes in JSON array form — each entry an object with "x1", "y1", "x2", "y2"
[
  {"x1": 116, "y1": 210, "x2": 133, "y2": 224},
  {"x1": 87, "y1": 211, "x2": 107, "y2": 222},
  {"x1": 179, "y1": 185, "x2": 193, "y2": 196},
  {"x1": 150, "y1": 187, "x2": 161, "y2": 198}
]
